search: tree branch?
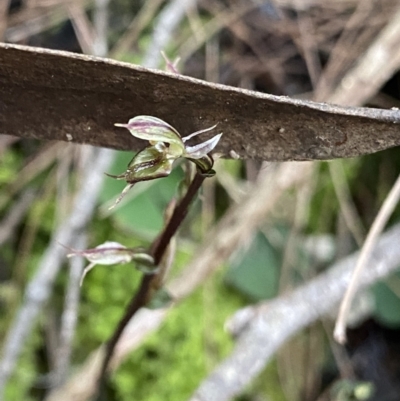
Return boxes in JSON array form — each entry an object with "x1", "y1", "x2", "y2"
[
  {"x1": 188, "y1": 222, "x2": 400, "y2": 401},
  {"x1": 1, "y1": 42, "x2": 400, "y2": 161}
]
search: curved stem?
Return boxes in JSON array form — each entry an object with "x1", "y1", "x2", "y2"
[{"x1": 95, "y1": 171, "x2": 207, "y2": 395}]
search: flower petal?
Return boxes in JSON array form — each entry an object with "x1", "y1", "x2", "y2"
[
  {"x1": 115, "y1": 116, "x2": 184, "y2": 150},
  {"x1": 68, "y1": 241, "x2": 133, "y2": 264},
  {"x1": 108, "y1": 183, "x2": 135, "y2": 210},
  {"x1": 184, "y1": 133, "x2": 222, "y2": 159},
  {"x1": 182, "y1": 124, "x2": 218, "y2": 143},
  {"x1": 67, "y1": 241, "x2": 155, "y2": 285},
  {"x1": 125, "y1": 145, "x2": 174, "y2": 181},
  {"x1": 106, "y1": 144, "x2": 175, "y2": 209}
]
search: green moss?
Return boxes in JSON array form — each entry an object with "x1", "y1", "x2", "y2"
[
  {"x1": 4, "y1": 330, "x2": 40, "y2": 401},
  {"x1": 0, "y1": 151, "x2": 22, "y2": 185},
  {"x1": 78, "y1": 262, "x2": 142, "y2": 346},
  {"x1": 111, "y1": 272, "x2": 244, "y2": 401}
]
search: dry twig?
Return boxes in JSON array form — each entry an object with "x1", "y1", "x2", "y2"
[
  {"x1": 0, "y1": 190, "x2": 36, "y2": 246},
  {"x1": 109, "y1": 0, "x2": 165, "y2": 59},
  {"x1": 45, "y1": 162, "x2": 313, "y2": 401},
  {"x1": 0, "y1": 0, "x2": 10, "y2": 39},
  {"x1": 189, "y1": 222, "x2": 400, "y2": 401},
  {"x1": 142, "y1": 0, "x2": 198, "y2": 69},
  {"x1": 327, "y1": 3, "x2": 400, "y2": 106},
  {"x1": 0, "y1": 148, "x2": 114, "y2": 399},
  {"x1": 68, "y1": 3, "x2": 95, "y2": 54},
  {"x1": 334, "y1": 172, "x2": 400, "y2": 343},
  {"x1": 54, "y1": 233, "x2": 87, "y2": 386},
  {"x1": 328, "y1": 161, "x2": 365, "y2": 246},
  {"x1": 186, "y1": 2, "x2": 400, "y2": 399}
]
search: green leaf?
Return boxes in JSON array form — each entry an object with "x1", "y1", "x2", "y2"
[
  {"x1": 68, "y1": 241, "x2": 135, "y2": 265},
  {"x1": 372, "y1": 274, "x2": 400, "y2": 327},
  {"x1": 225, "y1": 231, "x2": 280, "y2": 301}
]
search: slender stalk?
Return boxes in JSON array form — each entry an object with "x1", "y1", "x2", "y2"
[
  {"x1": 96, "y1": 171, "x2": 207, "y2": 393},
  {"x1": 151, "y1": 172, "x2": 206, "y2": 263},
  {"x1": 334, "y1": 171, "x2": 400, "y2": 344}
]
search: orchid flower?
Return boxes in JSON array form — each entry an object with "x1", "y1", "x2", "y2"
[
  {"x1": 67, "y1": 241, "x2": 155, "y2": 285},
  {"x1": 108, "y1": 115, "x2": 222, "y2": 208}
]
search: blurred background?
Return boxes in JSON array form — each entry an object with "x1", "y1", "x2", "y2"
[{"x1": 1, "y1": 0, "x2": 400, "y2": 400}]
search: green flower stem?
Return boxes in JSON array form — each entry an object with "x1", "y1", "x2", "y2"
[{"x1": 96, "y1": 171, "x2": 207, "y2": 393}]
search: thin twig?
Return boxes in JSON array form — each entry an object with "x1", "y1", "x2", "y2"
[
  {"x1": 0, "y1": 142, "x2": 64, "y2": 211},
  {"x1": 109, "y1": 0, "x2": 165, "y2": 59},
  {"x1": 278, "y1": 170, "x2": 316, "y2": 292},
  {"x1": 334, "y1": 172, "x2": 400, "y2": 344},
  {"x1": 328, "y1": 161, "x2": 365, "y2": 247},
  {"x1": 53, "y1": 232, "x2": 87, "y2": 387},
  {"x1": 328, "y1": 3, "x2": 400, "y2": 106},
  {"x1": 142, "y1": 0, "x2": 198, "y2": 68},
  {"x1": 0, "y1": 190, "x2": 36, "y2": 246},
  {"x1": 314, "y1": 0, "x2": 375, "y2": 101},
  {"x1": 92, "y1": 0, "x2": 109, "y2": 57},
  {"x1": 293, "y1": 2, "x2": 321, "y2": 88},
  {"x1": 44, "y1": 161, "x2": 313, "y2": 401},
  {"x1": 0, "y1": 148, "x2": 114, "y2": 399},
  {"x1": 0, "y1": 135, "x2": 18, "y2": 156},
  {"x1": 188, "y1": 222, "x2": 400, "y2": 401},
  {"x1": 5, "y1": 0, "x2": 91, "y2": 42},
  {"x1": 68, "y1": 3, "x2": 95, "y2": 54},
  {"x1": 0, "y1": 0, "x2": 10, "y2": 40},
  {"x1": 12, "y1": 169, "x2": 59, "y2": 288},
  {"x1": 178, "y1": 3, "x2": 263, "y2": 65}
]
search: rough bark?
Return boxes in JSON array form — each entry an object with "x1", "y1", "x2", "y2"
[{"x1": 1, "y1": 43, "x2": 400, "y2": 161}]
